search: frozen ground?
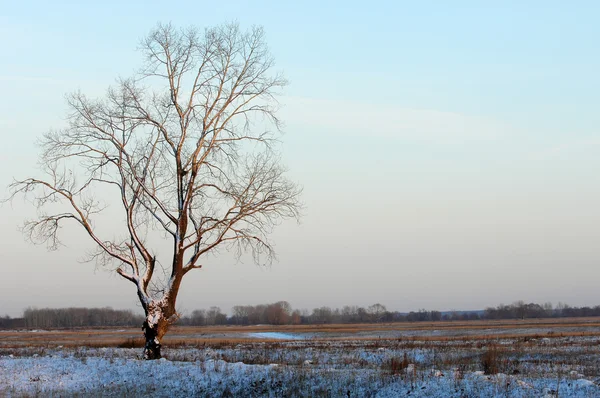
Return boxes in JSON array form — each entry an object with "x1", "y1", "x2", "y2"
[
  {"x1": 2, "y1": 334, "x2": 600, "y2": 397},
  {"x1": 0, "y1": 354, "x2": 597, "y2": 397},
  {"x1": 246, "y1": 332, "x2": 307, "y2": 340}
]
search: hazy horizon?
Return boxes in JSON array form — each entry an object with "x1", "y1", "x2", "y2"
[
  {"x1": 1, "y1": 298, "x2": 587, "y2": 319},
  {"x1": 2, "y1": 1, "x2": 600, "y2": 318}
]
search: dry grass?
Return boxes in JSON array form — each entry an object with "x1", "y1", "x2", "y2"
[
  {"x1": 3, "y1": 320, "x2": 600, "y2": 397},
  {"x1": 2, "y1": 317, "x2": 600, "y2": 349},
  {"x1": 169, "y1": 317, "x2": 600, "y2": 334}
]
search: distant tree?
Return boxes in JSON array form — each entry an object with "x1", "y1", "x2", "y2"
[
  {"x1": 248, "y1": 304, "x2": 268, "y2": 324},
  {"x1": 188, "y1": 309, "x2": 207, "y2": 326},
  {"x1": 231, "y1": 306, "x2": 250, "y2": 325},
  {"x1": 514, "y1": 300, "x2": 527, "y2": 319},
  {"x1": 340, "y1": 305, "x2": 360, "y2": 323},
  {"x1": 357, "y1": 307, "x2": 369, "y2": 323},
  {"x1": 543, "y1": 302, "x2": 554, "y2": 317},
  {"x1": 367, "y1": 303, "x2": 387, "y2": 322},
  {"x1": 7, "y1": 23, "x2": 301, "y2": 359},
  {"x1": 311, "y1": 306, "x2": 333, "y2": 324},
  {"x1": 266, "y1": 301, "x2": 291, "y2": 325},
  {"x1": 206, "y1": 306, "x2": 227, "y2": 325},
  {"x1": 429, "y1": 310, "x2": 442, "y2": 321},
  {"x1": 556, "y1": 302, "x2": 569, "y2": 317},
  {"x1": 290, "y1": 310, "x2": 302, "y2": 325}
]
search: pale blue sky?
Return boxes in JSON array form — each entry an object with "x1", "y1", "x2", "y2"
[{"x1": 1, "y1": 1, "x2": 600, "y2": 316}]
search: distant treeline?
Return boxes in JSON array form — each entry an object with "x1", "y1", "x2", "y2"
[
  {"x1": 2, "y1": 307, "x2": 145, "y2": 329},
  {"x1": 2, "y1": 301, "x2": 600, "y2": 329},
  {"x1": 177, "y1": 300, "x2": 600, "y2": 326},
  {"x1": 483, "y1": 301, "x2": 600, "y2": 320}
]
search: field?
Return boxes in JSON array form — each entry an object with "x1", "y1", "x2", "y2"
[{"x1": 2, "y1": 318, "x2": 600, "y2": 397}]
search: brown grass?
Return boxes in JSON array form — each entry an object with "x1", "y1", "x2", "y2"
[
  {"x1": 168, "y1": 317, "x2": 600, "y2": 334},
  {"x1": 387, "y1": 353, "x2": 411, "y2": 375},
  {"x1": 2, "y1": 317, "x2": 600, "y2": 349}
]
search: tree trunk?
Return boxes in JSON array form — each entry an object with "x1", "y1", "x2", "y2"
[
  {"x1": 142, "y1": 320, "x2": 162, "y2": 360},
  {"x1": 140, "y1": 297, "x2": 175, "y2": 360}
]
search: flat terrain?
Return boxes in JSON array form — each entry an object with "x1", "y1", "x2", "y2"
[
  {"x1": 2, "y1": 318, "x2": 600, "y2": 396},
  {"x1": 4, "y1": 317, "x2": 600, "y2": 347}
]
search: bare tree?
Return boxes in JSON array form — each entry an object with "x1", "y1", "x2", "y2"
[
  {"x1": 266, "y1": 301, "x2": 291, "y2": 325},
  {"x1": 367, "y1": 303, "x2": 387, "y2": 322},
  {"x1": 7, "y1": 23, "x2": 301, "y2": 359}
]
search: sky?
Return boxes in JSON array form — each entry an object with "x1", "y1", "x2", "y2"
[{"x1": 1, "y1": 1, "x2": 600, "y2": 317}]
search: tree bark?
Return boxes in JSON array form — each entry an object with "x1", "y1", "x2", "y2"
[
  {"x1": 141, "y1": 297, "x2": 175, "y2": 360},
  {"x1": 142, "y1": 320, "x2": 162, "y2": 360}
]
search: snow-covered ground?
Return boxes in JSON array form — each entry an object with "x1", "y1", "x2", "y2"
[
  {"x1": 0, "y1": 353, "x2": 598, "y2": 397},
  {"x1": 2, "y1": 335, "x2": 600, "y2": 397}
]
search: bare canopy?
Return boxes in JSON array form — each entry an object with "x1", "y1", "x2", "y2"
[{"x1": 9, "y1": 22, "x2": 301, "y2": 359}]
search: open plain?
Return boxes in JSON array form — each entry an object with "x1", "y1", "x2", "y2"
[{"x1": 2, "y1": 318, "x2": 600, "y2": 396}]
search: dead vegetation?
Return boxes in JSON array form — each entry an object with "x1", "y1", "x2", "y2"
[
  {"x1": 3, "y1": 319, "x2": 600, "y2": 397},
  {"x1": 3, "y1": 317, "x2": 600, "y2": 351}
]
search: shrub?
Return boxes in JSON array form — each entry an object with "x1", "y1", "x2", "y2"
[
  {"x1": 481, "y1": 344, "x2": 501, "y2": 375},
  {"x1": 387, "y1": 352, "x2": 411, "y2": 375}
]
